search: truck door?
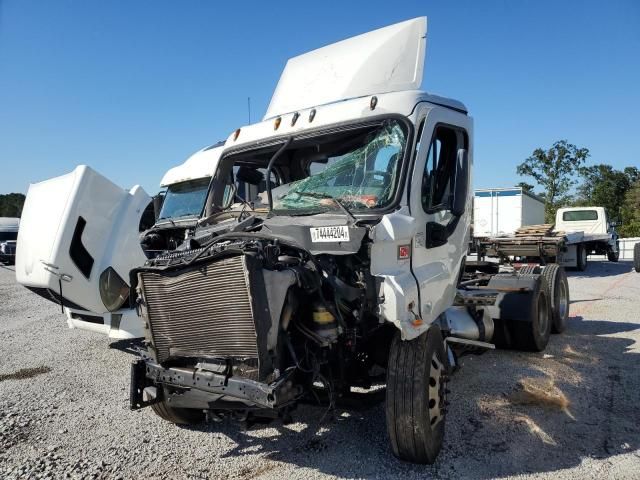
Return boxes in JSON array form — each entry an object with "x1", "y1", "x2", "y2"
[
  {"x1": 408, "y1": 106, "x2": 473, "y2": 323},
  {"x1": 16, "y1": 166, "x2": 151, "y2": 314}
]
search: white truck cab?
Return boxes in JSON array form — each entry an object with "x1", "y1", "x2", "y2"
[
  {"x1": 554, "y1": 206, "x2": 619, "y2": 269},
  {"x1": 16, "y1": 144, "x2": 223, "y2": 339}
]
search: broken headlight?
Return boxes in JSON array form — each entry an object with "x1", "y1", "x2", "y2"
[{"x1": 99, "y1": 267, "x2": 129, "y2": 312}]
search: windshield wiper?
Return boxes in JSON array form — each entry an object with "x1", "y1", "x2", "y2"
[{"x1": 289, "y1": 191, "x2": 357, "y2": 224}]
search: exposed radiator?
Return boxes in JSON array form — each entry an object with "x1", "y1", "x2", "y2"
[{"x1": 138, "y1": 255, "x2": 258, "y2": 363}]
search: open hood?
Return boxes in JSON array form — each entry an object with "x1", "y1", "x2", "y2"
[{"x1": 264, "y1": 17, "x2": 427, "y2": 120}]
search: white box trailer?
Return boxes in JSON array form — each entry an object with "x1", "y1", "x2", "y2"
[{"x1": 473, "y1": 187, "x2": 544, "y2": 237}]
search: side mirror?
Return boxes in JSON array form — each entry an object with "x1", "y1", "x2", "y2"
[
  {"x1": 451, "y1": 149, "x2": 469, "y2": 217},
  {"x1": 152, "y1": 192, "x2": 165, "y2": 221}
]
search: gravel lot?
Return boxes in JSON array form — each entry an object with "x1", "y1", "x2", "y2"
[{"x1": 1, "y1": 259, "x2": 639, "y2": 479}]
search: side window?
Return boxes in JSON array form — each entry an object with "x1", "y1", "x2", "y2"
[{"x1": 421, "y1": 126, "x2": 467, "y2": 212}]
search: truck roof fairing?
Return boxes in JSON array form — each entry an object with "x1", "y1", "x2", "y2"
[
  {"x1": 160, "y1": 144, "x2": 224, "y2": 187},
  {"x1": 264, "y1": 17, "x2": 427, "y2": 120}
]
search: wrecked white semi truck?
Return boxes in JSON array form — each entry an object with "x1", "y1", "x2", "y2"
[
  {"x1": 15, "y1": 18, "x2": 569, "y2": 464},
  {"x1": 17, "y1": 144, "x2": 224, "y2": 338}
]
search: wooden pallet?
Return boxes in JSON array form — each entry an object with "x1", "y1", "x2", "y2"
[{"x1": 515, "y1": 224, "x2": 554, "y2": 237}]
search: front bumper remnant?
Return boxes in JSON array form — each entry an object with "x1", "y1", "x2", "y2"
[{"x1": 129, "y1": 359, "x2": 300, "y2": 411}]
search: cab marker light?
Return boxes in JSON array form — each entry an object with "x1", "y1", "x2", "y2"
[
  {"x1": 309, "y1": 108, "x2": 316, "y2": 122},
  {"x1": 233, "y1": 128, "x2": 241, "y2": 141},
  {"x1": 291, "y1": 112, "x2": 300, "y2": 126},
  {"x1": 370, "y1": 96, "x2": 378, "y2": 110},
  {"x1": 274, "y1": 117, "x2": 282, "y2": 130}
]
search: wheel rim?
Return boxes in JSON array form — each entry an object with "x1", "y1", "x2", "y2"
[
  {"x1": 557, "y1": 279, "x2": 569, "y2": 320},
  {"x1": 581, "y1": 247, "x2": 587, "y2": 266},
  {"x1": 428, "y1": 352, "x2": 445, "y2": 427},
  {"x1": 538, "y1": 294, "x2": 549, "y2": 334}
]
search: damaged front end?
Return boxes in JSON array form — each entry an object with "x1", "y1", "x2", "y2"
[
  {"x1": 129, "y1": 117, "x2": 414, "y2": 422},
  {"x1": 129, "y1": 229, "x2": 383, "y2": 421}
]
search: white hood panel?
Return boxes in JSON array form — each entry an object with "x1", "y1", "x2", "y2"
[{"x1": 264, "y1": 17, "x2": 427, "y2": 120}]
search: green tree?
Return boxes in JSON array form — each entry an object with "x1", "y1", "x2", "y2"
[
  {"x1": 517, "y1": 140, "x2": 590, "y2": 223},
  {"x1": 516, "y1": 181, "x2": 535, "y2": 193},
  {"x1": 620, "y1": 180, "x2": 640, "y2": 238},
  {"x1": 0, "y1": 193, "x2": 26, "y2": 217},
  {"x1": 575, "y1": 165, "x2": 632, "y2": 222}
]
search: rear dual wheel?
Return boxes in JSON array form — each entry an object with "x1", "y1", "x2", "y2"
[
  {"x1": 488, "y1": 274, "x2": 552, "y2": 352},
  {"x1": 541, "y1": 264, "x2": 570, "y2": 333},
  {"x1": 509, "y1": 276, "x2": 552, "y2": 351}
]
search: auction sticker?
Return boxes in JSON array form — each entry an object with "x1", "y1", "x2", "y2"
[{"x1": 310, "y1": 226, "x2": 350, "y2": 242}]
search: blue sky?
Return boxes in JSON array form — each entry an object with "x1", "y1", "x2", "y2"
[{"x1": 1, "y1": 0, "x2": 639, "y2": 195}]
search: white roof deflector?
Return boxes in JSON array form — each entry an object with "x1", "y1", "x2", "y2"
[{"x1": 264, "y1": 17, "x2": 427, "y2": 120}]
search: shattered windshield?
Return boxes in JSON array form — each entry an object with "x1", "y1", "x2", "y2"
[
  {"x1": 158, "y1": 177, "x2": 210, "y2": 220},
  {"x1": 272, "y1": 121, "x2": 407, "y2": 214}
]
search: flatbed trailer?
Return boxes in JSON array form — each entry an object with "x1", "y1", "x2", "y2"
[{"x1": 475, "y1": 210, "x2": 619, "y2": 271}]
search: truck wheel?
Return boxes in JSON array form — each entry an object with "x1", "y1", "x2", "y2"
[
  {"x1": 518, "y1": 265, "x2": 540, "y2": 275},
  {"x1": 510, "y1": 276, "x2": 552, "y2": 351},
  {"x1": 634, "y1": 243, "x2": 640, "y2": 273},
  {"x1": 385, "y1": 326, "x2": 447, "y2": 464},
  {"x1": 541, "y1": 265, "x2": 569, "y2": 333},
  {"x1": 151, "y1": 400, "x2": 203, "y2": 425},
  {"x1": 607, "y1": 242, "x2": 619, "y2": 262},
  {"x1": 576, "y1": 245, "x2": 588, "y2": 271}
]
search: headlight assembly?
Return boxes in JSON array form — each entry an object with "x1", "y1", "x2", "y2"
[{"x1": 99, "y1": 267, "x2": 129, "y2": 312}]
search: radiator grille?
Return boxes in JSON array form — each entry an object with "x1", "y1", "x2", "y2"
[{"x1": 139, "y1": 255, "x2": 258, "y2": 363}]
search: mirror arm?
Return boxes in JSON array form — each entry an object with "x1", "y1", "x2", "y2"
[{"x1": 266, "y1": 137, "x2": 293, "y2": 211}]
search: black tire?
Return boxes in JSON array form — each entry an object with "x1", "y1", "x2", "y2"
[
  {"x1": 386, "y1": 326, "x2": 447, "y2": 464},
  {"x1": 510, "y1": 275, "x2": 552, "y2": 351},
  {"x1": 518, "y1": 265, "x2": 540, "y2": 275},
  {"x1": 634, "y1": 243, "x2": 640, "y2": 273},
  {"x1": 607, "y1": 241, "x2": 619, "y2": 262},
  {"x1": 151, "y1": 400, "x2": 203, "y2": 425},
  {"x1": 576, "y1": 244, "x2": 588, "y2": 271},
  {"x1": 541, "y1": 265, "x2": 569, "y2": 334}
]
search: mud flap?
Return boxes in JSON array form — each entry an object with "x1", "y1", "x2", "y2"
[{"x1": 130, "y1": 359, "x2": 156, "y2": 410}]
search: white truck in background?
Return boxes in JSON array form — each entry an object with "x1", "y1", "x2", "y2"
[
  {"x1": 476, "y1": 205, "x2": 619, "y2": 271},
  {"x1": 17, "y1": 144, "x2": 224, "y2": 339},
  {"x1": 473, "y1": 187, "x2": 544, "y2": 238},
  {"x1": 0, "y1": 217, "x2": 20, "y2": 265},
  {"x1": 554, "y1": 206, "x2": 619, "y2": 268}
]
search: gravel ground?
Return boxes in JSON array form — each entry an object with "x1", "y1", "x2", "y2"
[{"x1": 1, "y1": 259, "x2": 639, "y2": 479}]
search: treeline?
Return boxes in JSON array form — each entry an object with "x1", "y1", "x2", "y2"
[
  {"x1": 517, "y1": 140, "x2": 640, "y2": 237},
  {"x1": 0, "y1": 193, "x2": 26, "y2": 217}
]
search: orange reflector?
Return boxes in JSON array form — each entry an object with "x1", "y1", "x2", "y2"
[{"x1": 411, "y1": 318, "x2": 423, "y2": 327}]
